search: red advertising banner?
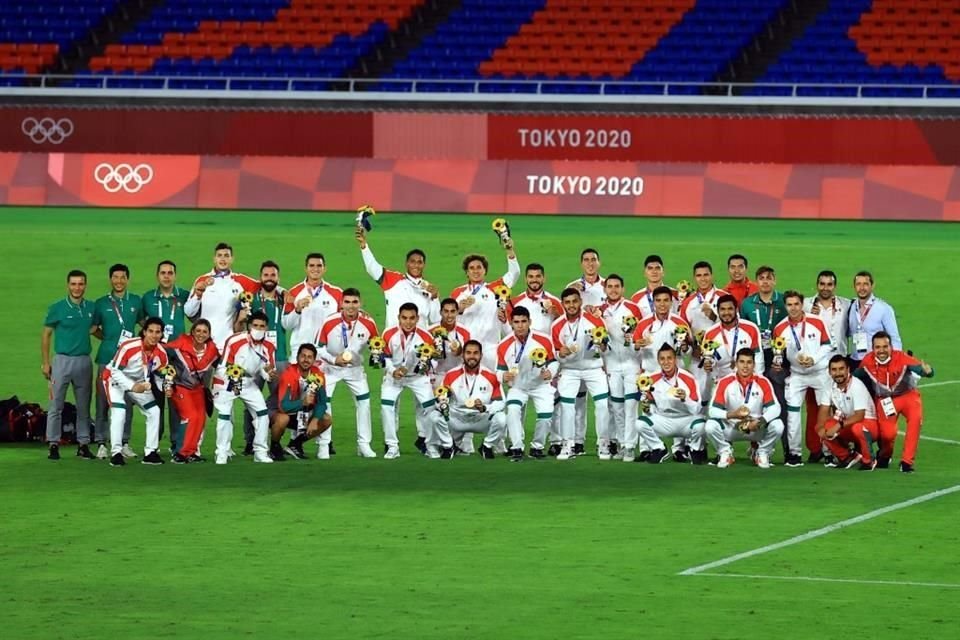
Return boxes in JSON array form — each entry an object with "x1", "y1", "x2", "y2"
[
  {"x1": 4, "y1": 108, "x2": 373, "y2": 157},
  {"x1": 5, "y1": 106, "x2": 960, "y2": 167}
]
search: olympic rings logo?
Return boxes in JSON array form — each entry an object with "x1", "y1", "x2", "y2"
[
  {"x1": 21, "y1": 117, "x2": 74, "y2": 144},
  {"x1": 93, "y1": 163, "x2": 154, "y2": 194}
]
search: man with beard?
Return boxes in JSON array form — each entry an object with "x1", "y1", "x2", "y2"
[
  {"x1": 357, "y1": 229, "x2": 440, "y2": 327},
  {"x1": 506, "y1": 263, "x2": 562, "y2": 334},
  {"x1": 817, "y1": 355, "x2": 883, "y2": 471},
  {"x1": 270, "y1": 343, "x2": 332, "y2": 461},
  {"x1": 847, "y1": 271, "x2": 901, "y2": 367},
  {"x1": 238, "y1": 260, "x2": 288, "y2": 455},
  {"x1": 700, "y1": 295, "x2": 764, "y2": 405}
]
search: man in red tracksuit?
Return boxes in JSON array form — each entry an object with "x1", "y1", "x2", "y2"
[{"x1": 854, "y1": 331, "x2": 934, "y2": 474}]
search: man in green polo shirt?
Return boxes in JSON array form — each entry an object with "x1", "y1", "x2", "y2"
[
  {"x1": 142, "y1": 259, "x2": 191, "y2": 454},
  {"x1": 236, "y1": 260, "x2": 289, "y2": 454},
  {"x1": 740, "y1": 264, "x2": 789, "y2": 428},
  {"x1": 41, "y1": 270, "x2": 96, "y2": 460},
  {"x1": 92, "y1": 263, "x2": 143, "y2": 459}
]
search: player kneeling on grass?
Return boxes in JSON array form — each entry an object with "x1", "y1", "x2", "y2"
[
  {"x1": 432, "y1": 340, "x2": 507, "y2": 460},
  {"x1": 705, "y1": 348, "x2": 784, "y2": 469},
  {"x1": 269, "y1": 343, "x2": 331, "y2": 461},
  {"x1": 817, "y1": 355, "x2": 885, "y2": 471},
  {"x1": 102, "y1": 317, "x2": 171, "y2": 467},
  {"x1": 212, "y1": 311, "x2": 277, "y2": 465},
  {"x1": 627, "y1": 344, "x2": 706, "y2": 464},
  {"x1": 497, "y1": 306, "x2": 558, "y2": 460}
]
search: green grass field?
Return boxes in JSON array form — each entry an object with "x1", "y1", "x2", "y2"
[{"x1": 2, "y1": 208, "x2": 959, "y2": 639}]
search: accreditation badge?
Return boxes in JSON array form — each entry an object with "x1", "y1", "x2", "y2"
[
  {"x1": 163, "y1": 324, "x2": 174, "y2": 342},
  {"x1": 120, "y1": 330, "x2": 134, "y2": 340},
  {"x1": 854, "y1": 330, "x2": 868, "y2": 352},
  {"x1": 266, "y1": 330, "x2": 278, "y2": 347},
  {"x1": 761, "y1": 329, "x2": 772, "y2": 350},
  {"x1": 880, "y1": 396, "x2": 897, "y2": 417}
]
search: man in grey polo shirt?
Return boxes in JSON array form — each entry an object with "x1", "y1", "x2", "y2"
[{"x1": 41, "y1": 270, "x2": 96, "y2": 460}]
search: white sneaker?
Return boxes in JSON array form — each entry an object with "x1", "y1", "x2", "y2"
[
  {"x1": 716, "y1": 454, "x2": 735, "y2": 469},
  {"x1": 357, "y1": 443, "x2": 377, "y2": 458},
  {"x1": 426, "y1": 446, "x2": 440, "y2": 459},
  {"x1": 598, "y1": 440, "x2": 611, "y2": 461},
  {"x1": 755, "y1": 452, "x2": 772, "y2": 469},
  {"x1": 253, "y1": 452, "x2": 274, "y2": 463},
  {"x1": 227, "y1": 448, "x2": 236, "y2": 458},
  {"x1": 556, "y1": 442, "x2": 575, "y2": 461},
  {"x1": 845, "y1": 452, "x2": 863, "y2": 469},
  {"x1": 384, "y1": 445, "x2": 400, "y2": 459},
  {"x1": 316, "y1": 444, "x2": 330, "y2": 460},
  {"x1": 120, "y1": 443, "x2": 137, "y2": 459},
  {"x1": 621, "y1": 450, "x2": 636, "y2": 463},
  {"x1": 215, "y1": 453, "x2": 228, "y2": 465},
  {"x1": 95, "y1": 444, "x2": 108, "y2": 460}
]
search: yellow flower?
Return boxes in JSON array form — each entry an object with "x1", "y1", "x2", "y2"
[
  {"x1": 702, "y1": 339, "x2": 721, "y2": 352},
  {"x1": 591, "y1": 325, "x2": 609, "y2": 342},
  {"x1": 492, "y1": 284, "x2": 512, "y2": 301},
  {"x1": 158, "y1": 365, "x2": 176, "y2": 378},
  {"x1": 306, "y1": 372, "x2": 323, "y2": 386},
  {"x1": 416, "y1": 343, "x2": 437, "y2": 359},
  {"x1": 434, "y1": 385, "x2": 450, "y2": 399},
  {"x1": 529, "y1": 347, "x2": 548, "y2": 366},
  {"x1": 237, "y1": 291, "x2": 253, "y2": 304},
  {"x1": 226, "y1": 364, "x2": 244, "y2": 379},
  {"x1": 491, "y1": 218, "x2": 507, "y2": 232},
  {"x1": 622, "y1": 316, "x2": 638, "y2": 330},
  {"x1": 676, "y1": 280, "x2": 690, "y2": 293},
  {"x1": 675, "y1": 326, "x2": 688, "y2": 338},
  {"x1": 636, "y1": 374, "x2": 653, "y2": 391},
  {"x1": 431, "y1": 326, "x2": 448, "y2": 339},
  {"x1": 772, "y1": 336, "x2": 788, "y2": 351},
  {"x1": 368, "y1": 336, "x2": 386, "y2": 351}
]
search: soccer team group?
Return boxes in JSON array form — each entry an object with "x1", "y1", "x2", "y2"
[{"x1": 40, "y1": 218, "x2": 934, "y2": 472}]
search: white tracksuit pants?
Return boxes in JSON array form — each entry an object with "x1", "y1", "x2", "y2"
[
  {"x1": 505, "y1": 385, "x2": 555, "y2": 450},
  {"x1": 705, "y1": 417, "x2": 785, "y2": 458},
  {"x1": 106, "y1": 381, "x2": 160, "y2": 456},
  {"x1": 632, "y1": 414, "x2": 706, "y2": 452},
  {"x1": 213, "y1": 381, "x2": 268, "y2": 459},
  {"x1": 557, "y1": 368, "x2": 609, "y2": 444},
  {"x1": 607, "y1": 369, "x2": 639, "y2": 445},
  {"x1": 784, "y1": 371, "x2": 830, "y2": 455},
  {"x1": 381, "y1": 374, "x2": 436, "y2": 448},
  {"x1": 319, "y1": 366, "x2": 372, "y2": 446},
  {"x1": 432, "y1": 411, "x2": 507, "y2": 449}
]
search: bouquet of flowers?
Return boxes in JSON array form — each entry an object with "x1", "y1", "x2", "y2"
[
  {"x1": 158, "y1": 364, "x2": 176, "y2": 392},
  {"x1": 491, "y1": 217, "x2": 511, "y2": 248},
  {"x1": 368, "y1": 336, "x2": 386, "y2": 368},
  {"x1": 492, "y1": 283, "x2": 512, "y2": 311},
  {"x1": 590, "y1": 325, "x2": 609, "y2": 358},
  {"x1": 226, "y1": 363, "x2": 245, "y2": 395},
  {"x1": 701, "y1": 338, "x2": 721, "y2": 361},
  {"x1": 621, "y1": 315, "x2": 638, "y2": 346},
  {"x1": 306, "y1": 372, "x2": 323, "y2": 394},
  {"x1": 674, "y1": 325, "x2": 689, "y2": 353},
  {"x1": 414, "y1": 343, "x2": 437, "y2": 375},
  {"x1": 772, "y1": 335, "x2": 787, "y2": 367},
  {"x1": 434, "y1": 385, "x2": 451, "y2": 419},
  {"x1": 356, "y1": 204, "x2": 376, "y2": 231},
  {"x1": 236, "y1": 290, "x2": 253, "y2": 312},
  {"x1": 676, "y1": 280, "x2": 691, "y2": 301},
  {"x1": 737, "y1": 416, "x2": 767, "y2": 434},
  {"x1": 636, "y1": 373, "x2": 654, "y2": 415},
  {"x1": 431, "y1": 326, "x2": 448, "y2": 357},
  {"x1": 530, "y1": 346, "x2": 548, "y2": 368}
]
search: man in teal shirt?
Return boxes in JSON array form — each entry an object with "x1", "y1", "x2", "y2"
[
  {"x1": 41, "y1": 270, "x2": 96, "y2": 460},
  {"x1": 740, "y1": 265, "x2": 789, "y2": 431},
  {"x1": 238, "y1": 260, "x2": 289, "y2": 454},
  {"x1": 142, "y1": 260, "x2": 191, "y2": 453},
  {"x1": 92, "y1": 263, "x2": 143, "y2": 459}
]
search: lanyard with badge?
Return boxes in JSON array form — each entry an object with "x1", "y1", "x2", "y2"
[
  {"x1": 740, "y1": 379, "x2": 755, "y2": 413},
  {"x1": 398, "y1": 330, "x2": 417, "y2": 368},
  {"x1": 788, "y1": 320, "x2": 806, "y2": 353},
  {"x1": 109, "y1": 294, "x2": 133, "y2": 340},
  {"x1": 756, "y1": 299, "x2": 775, "y2": 349},
  {"x1": 721, "y1": 324, "x2": 740, "y2": 365},
  {"x1": 259, "y1": 292, "x2": 281, "y2": 346},
  {"x1": 853, "y1": 300, "x2": 873, "y2": 353},
  {"x1": 156, "y1": 289, "x2": 178, "y2": 342}
]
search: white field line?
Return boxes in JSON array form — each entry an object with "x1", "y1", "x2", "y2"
[
  {"x1": 900, "y1": 431, "x2": 960, "y2": 445},
  {"x1": 918, "y1": 380, "x2": 960, "y2": 389},
  {"x1": 694, "y1": 573, "x2": 960, "y2": 589},
  {"x1": 679, "y1": 485, "x2": 960, "y2": 576}
]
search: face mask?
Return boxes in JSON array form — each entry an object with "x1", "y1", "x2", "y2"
[{"x1": 250, "y1": 329, "x2": 266, "y2": 342}]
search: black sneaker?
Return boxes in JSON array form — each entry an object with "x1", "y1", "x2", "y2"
[
  {"x1": 48, "y1": 444, "x2": 60, "y2": 460},
  {"x1": 876, "y1": 457, "x2": 891, "y2": 469},
  {"x1": 899, "y1": 461, "x2": 915, "y2": 474},
  {"x1": 528, "y1": 448, "x2": 546, "y2": 459},
  {"x1": 636, "y1": 450, "x2": 652, "y2": 462},
  {"x1": 285, "y1": 443, "x2": 307, "y2": 460},
  {"x1": 647, "y1": 448, "x2": 670, "y2": 464},
  {"x1": 242, "y1": 441, "x2": 254, "y2": 456},
  {"x1": 784, "y1": 454, "x2": 804, "y2": 468},
  {"x1": 673, "y1": 449, "x2": 691, "y2": 463},
  {"x1": 480, "y1": 445, "x2": 495, "y2": 459},
  {"x1": 573, "y1": 442, "x2": 585, "y2": 455},
  {"x1": 329, "y1": 441, "x2": 336, "y2": 456},
  {"x1": 269, "y1": 443, "x2": 286, "y2": 461},
  {"x1": 609, "y1": 441, "x2": 619, "y2": 456},
  {"x1": 440, "y1": 447, "x2": 454, "y2": 459},
  {"x1": 807, "y1": 450, "x2": 825, "y2": 464},
  {"x1": 76, "y1": 444, "x2": 93, "y2": 459},
  {"x1": 547, "y1": 444, "x2": 562, "y2": 457},
  {"x1": 171, "y1": 452, "x2": 189, "y2": 464},
  {"x1": 822, "y1": 454, "x2": 837, "y2": 467},
  {"x1": 142, "y1": 451, "x2": 164, "y2": 465},
  {"x1": 188, "y1": 454, "x2": 207, "y2": 463},
  {"x1": 110, "y1": 453, "x2": 125, "y2": 467},
  {"x1": 690, "y1": 449, "x2": 708, "y2": 466},
  {"x1": 414, "y1": 436, "x2": 427, "y2": 454},
  {"x1": 509, "y1": 448, "x2": 524, "y2": 462}
]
